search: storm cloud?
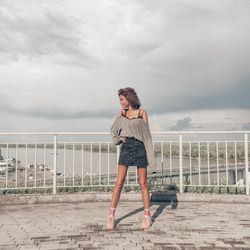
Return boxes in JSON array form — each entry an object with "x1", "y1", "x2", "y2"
[
  {"x1": 0, "y1": 0, "x2": 249, "y2": 131},
  {"x1": 0, "y1": 0, "x2": 97, "y2": 66}
]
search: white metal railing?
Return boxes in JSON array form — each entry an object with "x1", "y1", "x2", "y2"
[{"x1": 0, "y1": 131, "x2": 249, "y2": 195}]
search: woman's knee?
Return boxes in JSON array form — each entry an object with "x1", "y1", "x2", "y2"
[
  {"x1": 115, "y1": 179, "x2": 125, "y2": 190},
  {"x1": 139, "y1": 181, "x2": 148, "y2": 190}
]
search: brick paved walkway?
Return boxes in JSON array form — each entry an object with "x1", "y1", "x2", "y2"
[{"x1": 1, "y1": 200, "x2": 250, "y2": 249}]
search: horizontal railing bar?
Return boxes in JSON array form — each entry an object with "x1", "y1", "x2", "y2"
[
  {"x1": 0, "y1": 184, "x2": 141, "y2": 190},
  {"x1": 0, "y1": 142, "x2": 114, "y2": 145},
  {"x1": 181, "y1": 184, "x2": 245, "y2": 187},
  {"x1": 0, "y1": 131, "x2": 250, "y2": 135},
  {"x1": 0, "y1": 141, "x2": 247, "y2": 145}
]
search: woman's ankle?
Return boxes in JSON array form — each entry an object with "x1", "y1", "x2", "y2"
[
  {"x1": 144, "y1": 208, "x2": 151, "y2": 217},
  {"x1": 109, "y1": 207, "x2": 116, "y2": 216}
]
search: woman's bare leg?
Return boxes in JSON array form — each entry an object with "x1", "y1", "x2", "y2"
[
  {"x1": 137, "y1": 167, "x2": 152, "y2": 229},
  {"x1": 106, "y1": 165, "x2": 128, "y2": 229},
  {"x1": 111, "y1": 164, "x2": 128, "y2": 208},
  {"x1": 137, "y1": 167, "x2": 150, "y2": 209}
]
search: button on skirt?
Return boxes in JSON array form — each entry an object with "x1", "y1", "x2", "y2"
[{"x1": 118, "y1": 137, "x2": 148, "y2": 167}]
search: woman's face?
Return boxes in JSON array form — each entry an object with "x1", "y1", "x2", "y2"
[{"x1": 119, "y1": 95, "x2": 129, "y2": 109}]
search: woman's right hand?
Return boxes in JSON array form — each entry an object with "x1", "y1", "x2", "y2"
[{"x1": 120, "y1": 136, "x2": 126, "y2": 143}]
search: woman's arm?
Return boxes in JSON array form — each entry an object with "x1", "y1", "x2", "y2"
[
  {"x1": 141, "y1": 109, "x2": 148, "y2": 123},
  {"x1": 141, "y1": 109, "x2": 157, "y2": 174},
  {"x1": 110, "y1": 115, "x2": 123, "y2": 145}
]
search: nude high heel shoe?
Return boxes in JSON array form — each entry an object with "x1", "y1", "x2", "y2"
[
  {"x1": 106, "y1": 207, "x2": 116, "y2": 229},
  {"x1": 106, "y1": 214, "x2": 115, "y2": 229},
  {"x1": 140, "y1": 215, "x2": 152, "y2": 229},
  {"x1": 140, "y1": 209, "x2": 152, "y2": 229}
]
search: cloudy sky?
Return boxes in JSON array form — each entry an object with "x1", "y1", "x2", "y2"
[{"x1": 1, "y1": 0, "x2": 250, "y2": 136}]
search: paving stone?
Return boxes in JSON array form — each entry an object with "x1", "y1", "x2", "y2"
[{"x1": 1, "y1": 200, "x2": 250, "y2": 249}]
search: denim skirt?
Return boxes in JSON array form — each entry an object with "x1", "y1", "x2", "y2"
[{"x1": 118, "y1": 137, "x2": 148, "y2": 167}]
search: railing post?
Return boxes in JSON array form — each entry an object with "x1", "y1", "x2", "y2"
[
  {"x1": 179, "y1": 133, "x2": 183, "y2": 193},
  {"x1": 245, "y1": 133, "x2": 249, "y2": 195},
  {"x1": 53, "y1": 134, "x2": 58, "y2": 195},
  {"x1": 161, "y1": 141, "x2": 163, "y2": 186}
]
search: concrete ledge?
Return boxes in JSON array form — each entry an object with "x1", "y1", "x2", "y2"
[{"x1": 1, "y1": 192, "x2": 250, "y2": 206}]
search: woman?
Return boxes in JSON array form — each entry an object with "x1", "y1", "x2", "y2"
[{"x1": 106, "y1": 87, "x2": 157, "y2": 230}]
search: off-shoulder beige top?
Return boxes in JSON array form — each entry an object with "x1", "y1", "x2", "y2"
[{"x1": 110, "y1": 109, "x2": 157, "y2": 173}]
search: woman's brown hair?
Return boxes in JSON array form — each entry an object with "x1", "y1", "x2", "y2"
[{"x1": 118, "y1": 87, "x2": 141, "y2": 109}]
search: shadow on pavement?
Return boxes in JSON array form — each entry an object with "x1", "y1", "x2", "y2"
[
  {"x1": 150, "y1": 191, "x2": 178, "y2": 224},
  {"x1": 115, "y1": 190, "x2": 178, "y2": 227}
]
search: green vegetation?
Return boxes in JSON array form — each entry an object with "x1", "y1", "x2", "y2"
[{"x1": 0, "y1": 174, "x2": 246, "y2": 195}]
